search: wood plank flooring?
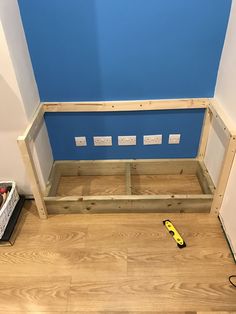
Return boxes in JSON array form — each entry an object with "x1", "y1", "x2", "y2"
[
  {"x1": 0, "y1": 201, "x2": 235, "y2": 313},
  {"x1": 56, "y1": 174, "x2": 203, "y2": 197},
  {"x1": 57, "y1": 175, "x2": 126, "y2": 196},
  {"x1": 131, "y1": 174, "x2": 203, "y2": 195}
]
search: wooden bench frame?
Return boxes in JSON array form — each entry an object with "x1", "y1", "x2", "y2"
[{"x1": 17, "y1": 98, "x2": 236, "y2": 219}]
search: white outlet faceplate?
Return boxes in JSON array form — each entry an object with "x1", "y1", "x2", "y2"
[
  {"x1": 143, "y1": 134, "x2": 162, "y2": 145},
  {"x1": 75, "y1": 136, "x2": 87, "y2": 146},
  {"x1": 93, "y1": 136, "x2": 112, "y2": 146},
  {"x1": 118, "y1": 136, "x2": 136, "y2": 146},
  {"x1": 169, "y1": 134, "x2": 181, "y2": 144}
]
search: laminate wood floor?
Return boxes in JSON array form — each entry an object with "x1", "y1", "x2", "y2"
[
  {"x1": 56, "y1": 174, "x2": 203, "y2": 196},
  {"x1": 0, "y1": 201, "x2": 235, "y2": 313}
]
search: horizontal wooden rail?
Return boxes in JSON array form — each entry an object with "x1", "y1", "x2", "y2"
[{"x1": 43, "y1": 98, "x2": 209, "y2": 112}]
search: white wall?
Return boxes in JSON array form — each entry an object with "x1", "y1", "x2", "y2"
[
  {"x1": 0, "y1": 0, "x2": 53, "y2": 195},
  {"x1": 215, "y1": 0, "x2": 236, "y2": 259},
  {"x1": 204, "y1": 117, "x2": 228, "y2": 186},
  {"x1": 215, "y1": 0, "x2": 236, "y2": 122},
  {"x1": 0, "y1": 0, "x2": 39, "y2": 120},
  {"x1": 0, "y1": 17, "x2": 30, "y2": 194}
]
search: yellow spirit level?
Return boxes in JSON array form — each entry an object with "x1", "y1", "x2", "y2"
[{"x1": 163, "y1": 219, "x2": 186, "y2": 248}]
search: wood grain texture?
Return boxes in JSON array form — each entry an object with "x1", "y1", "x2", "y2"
[
  {"x1": 85, "y1": 222, "x2": 228, "y2": 250},
  {"x1": 45, "y1": 195, "x2": 212, "y2": 215},
  {"x1": 0, "y1": 247, "x2": 127, "y2": 278},
  {"x1": 57, "y1": 175, "x2": 126, "y2": 196},
  {"x1": 0, "y1": 312, "x2": 235, "y2": 314},
  {"x1": 56, "y1": 173, "x2": 203, "y2": 197},
  {"x1": 131, "y1": 174, "x2": 203, "y2": 195},
  {"x1": 43, "y1": 98, "x2": 209, "y2": 112},
  {"x1": 59, "y1": 312, "x2": 197, "y2": 314},
  {"x1": 198, "y1": 108, "x2": 212, "y2": 160},
  {"x1": 15, "y1": 224, "x2": 87, "y2": 249},
  {"x1": 17, "y1": 139, "x2": 47, "y2": 219},
  {"x1": 0, "y1": 201, "x2": 235, "y2": 313},
  {"x1": 53, "y1": 159, "x2": 199, "y2": 176},
  {"x1": 69, "y1": 277, "x2": 236, "y2": 311},
  {"x1": 0, "y1": 276, "x2": 71, "y2": 312},
  {"x1": 46, "y1": 159, "x2": 213, "y2": 215}
]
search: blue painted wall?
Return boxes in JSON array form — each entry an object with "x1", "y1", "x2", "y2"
[
  {"x1": 45, "y1": 109, "x2": 205, "y2": 160},
  {"x1": 18, "y1": 1, "x2": 231, "y2": 160},
  {"x1": 18, "y1": 0, "x2": 231, "y2": 101}
]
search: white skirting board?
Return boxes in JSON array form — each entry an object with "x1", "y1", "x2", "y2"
[{"x1": 219, "y1": 213, "x2": 236, "y2": 263}]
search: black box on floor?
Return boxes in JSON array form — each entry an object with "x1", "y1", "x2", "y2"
[{"x1": 0, "y1": 196, "x2": 25, "y2": 246}]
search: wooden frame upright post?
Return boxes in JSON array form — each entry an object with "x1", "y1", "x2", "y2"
[
  {"x1": 18, "y1": 138, "x2": 47, "y2": 219},
  {"x1": 207, "y1": 101, "x2": 236, "y2": 215},
  {"x1": 17, "y1": 104, "x2": 48, "y2": 219},
  {"x1": 198, "y1": 107, "x2": 212, "y2": 160},
  {"x1": 211, "y1": 135, "x2": 236, "y2": 214}
]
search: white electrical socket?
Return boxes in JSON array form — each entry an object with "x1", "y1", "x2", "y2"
[
  {"x1": 118, "y1": 136, "x2": 136, "y2": 146},
  {"x1": 169, "y1": 134, "x2": 181, "y2": 144},
  {"x1": 75, "y1": 136, "x2": 87, "y2": 146},
  {"x1": 143, "y1": 134, "x2": 162, "y2": 145},
  {"x1": 93, "y1": 136, "x2": 112, "y2": 146}
]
